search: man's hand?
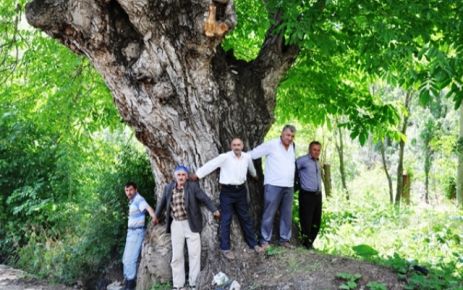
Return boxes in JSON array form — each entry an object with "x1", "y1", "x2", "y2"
[
  {"x1": 189, "y1": 173, "x2": 199, "y2": 181},
  {"x1": 213, "y1": 210, "x2": 220, "y2": 220},
  {"x1": 146, "y1": 206, "x2": 158, "y2": 225},
  {"x1": 152, "y1": 215, "x2": 159, "y2": 225}
]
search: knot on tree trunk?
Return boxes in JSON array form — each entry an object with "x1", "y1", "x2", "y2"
[{"x1": 204, "y1": 0, "x2": 236, "y2": 38}]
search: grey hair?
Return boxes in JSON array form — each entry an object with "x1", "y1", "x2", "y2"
[{"x1": 281, "y1": 124, "x2": 296, "y2": 133}]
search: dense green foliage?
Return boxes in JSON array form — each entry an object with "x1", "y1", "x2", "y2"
[
  {"x1": 0, "y1": 0, "x2": 155, "y2": 284},
  {"x1": 13, "y1": 148, "x2": 154, "y2": 283},
  {"x1": 267, "y1": 118, "x2": 462, "y2": 289},
  {"x1": 1, "y1": 0, "x2": 462, "y2": 288},
  {"x1": 225, "y1": 0, "x2": 463, "y2": 143},
  {"x1": 319, "y1": 191, "x2": 462, "y2": 290}
]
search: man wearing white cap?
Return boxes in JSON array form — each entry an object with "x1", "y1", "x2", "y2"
[{"x1": 154, "y1": 165, "x2": 220, "y2": 290}]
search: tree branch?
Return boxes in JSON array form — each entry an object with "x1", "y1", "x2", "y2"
[
  {"x1": 248, "y1": 10, "x2": 299, "y2": 119},
  {"x1": 25, "y1": 0, "x2": 111, "y2": 54},
  {"x1": 249, "y1": 0, "x2": 326, "y2": 114},
  {"x1": 25, "y1": 0, "x2": 69, "y2": 38}
]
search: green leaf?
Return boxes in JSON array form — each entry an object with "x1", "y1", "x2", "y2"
[
  {"x1": 366, "y1": 281, "x2": 387, "y2": 290},
  {"x1": 352, "y1": 244, "x2": 379, "y2": 257}
]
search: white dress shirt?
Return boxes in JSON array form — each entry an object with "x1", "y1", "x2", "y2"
[
  {"x1": 250, "y1": 138, "x2": 295, "y2": 187},
  {"x1": 196, "y1": 151, "x2": 257, "y2": 185}
]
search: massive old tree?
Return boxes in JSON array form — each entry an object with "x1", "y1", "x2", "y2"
[
  {"x1": 25, "y1": 0, "x2": 302, "y2": 288},
  {"x1": 24, "y1": 0, "x2": 463, "y2": 287}
]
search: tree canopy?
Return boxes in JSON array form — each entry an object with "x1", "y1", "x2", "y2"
[{"x1": 223, "y1": 0, "x2": 463, "y2": 143}]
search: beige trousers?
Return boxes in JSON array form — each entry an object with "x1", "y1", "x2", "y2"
[{"x1": 170, "y1": 219, "x2": 201, "y2": 288}]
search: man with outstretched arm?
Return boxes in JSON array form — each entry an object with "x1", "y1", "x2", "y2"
[
  {"x1": 153, "y1": 166, "x2": 220, "y2": 290},
  {"x1": 191, "y1": 138, "x2": 263, "y2": 260},
  {"x1": 122, "y1": 181, "x2": 156, "y2": 290},
  {"x1": 250, "y1": 124, "x2": 297, "y2": 249}
]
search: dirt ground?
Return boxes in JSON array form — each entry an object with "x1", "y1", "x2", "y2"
[
  {"x1": 0, "y1": 264, "x2": 75, "y2": 290},
  {"x1": 2, "y1": 246, "x2": 404, "y2": 290},
  {"x1": 197, "y1": 246, "x2": 404, "y2": 290}
]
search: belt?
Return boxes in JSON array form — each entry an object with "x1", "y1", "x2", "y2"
[
  {"x1": 172, "y1": 216, "x2": 188, "y2": 221},
  {"x1": 220, "y1": 183, "x2": 246, "y2": 190},
  {"x1": 128, "y1": 226, "x2": 146, "y2": 230},
  {"x1": 301, "y1": 189, "x2": 321, "y2": 195}
]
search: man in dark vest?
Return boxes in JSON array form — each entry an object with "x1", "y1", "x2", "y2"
[{"x1": 154, "y1": 166, "x2": 220, "y2": 290}]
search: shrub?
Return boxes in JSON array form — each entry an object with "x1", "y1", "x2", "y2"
[{"x1": 443, "y1": 176, "x2": 456, "y2": 200}]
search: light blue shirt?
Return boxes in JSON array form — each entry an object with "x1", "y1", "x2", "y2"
[
  {"x1": 296, "y1": 154, "x2": 322, "y2": 192},
  {"x1": 128, "y1": 193, "x2": 149, "y2": 228}
]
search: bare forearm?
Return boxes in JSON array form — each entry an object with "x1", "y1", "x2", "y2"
[{"x1": 146, "y1": 205, "x2": 156, "y2": 219}]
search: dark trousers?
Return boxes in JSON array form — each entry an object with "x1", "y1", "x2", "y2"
[
  {"x1": 298, "y1": 189, "x2": 322, "y2": 247},
  {"x1": 219, "y1": 185, "x2": 258, "y2": 250}
]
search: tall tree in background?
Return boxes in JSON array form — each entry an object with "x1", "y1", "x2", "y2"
[
  {"x1": 419, "y1": 95, "x2": 446, "y2": 203},
  {"x1": 421, "y1": 119, "x2": 436, "y2": 203},
  {"x1": 335, "y1": 125, "x2": 349, "y2": 199},
  {"x1": 395, "y1": 91, "x2": 413, "y2": 206},
  {"x1": 379, "y1": 139, "x2": 394, "y2": 204},
  {"x1": 457, "y1": 105, "x2": 463, "y2": 207}
]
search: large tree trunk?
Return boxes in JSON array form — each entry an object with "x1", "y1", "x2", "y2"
[{"x1": 25, "y1": 0, "x2": 299, "y2": 288}]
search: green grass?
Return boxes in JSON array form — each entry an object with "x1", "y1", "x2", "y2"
[
  {"x1": 314, "y1": 188, "x2": 463, "y2": 290},
  {"x1": 336, "y1": 272, "x2": 362, "y2": 290},
  {"x1": 149, "y1": 282, "x2": 172, "y2": 290}
]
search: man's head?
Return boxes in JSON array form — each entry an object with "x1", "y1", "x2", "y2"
[
  {"x1": 309, "y1": 141, "x2": 322, "y2": 160},
  {"x1": 125, "y1": 181, "x2": 138, "y2": 200},
  {"x1": 174, "y1": 165, "x2": 189, "y2": 186},
  {"x1": 230, "y1": 138, "x2": 244, "y2": 156},
  {"x1": 281, "y1": 124, "x2": 296, "y2": 147}
]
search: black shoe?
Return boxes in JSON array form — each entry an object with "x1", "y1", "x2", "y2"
[
  {"x1": 304, "y1": 243, "x2": 314, "y2": 250},
  {"x1": 125, "y1": 279, "x2": 136, "y2": 290}
]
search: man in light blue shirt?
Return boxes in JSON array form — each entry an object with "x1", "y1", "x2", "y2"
[
  {"x1": 123, "y1": 181, "x2": 156, "y2": 290},
  {"x1": 250, "y1": 125, "x2": 296, "y2": 249},
  {"x1": 295, "y1": 141, "x2": 322, "y2": 249}
]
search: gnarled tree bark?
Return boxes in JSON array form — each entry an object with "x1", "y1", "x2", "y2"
[{"x1": 25, "y1": 0, "x2": 299, "y2": 288}]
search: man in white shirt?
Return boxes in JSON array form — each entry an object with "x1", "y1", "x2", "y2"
[
  {"x1": 250, "y1": 125, "x2": 296, "y2": 249},
  {"x1": 191, "y1": 138, "x2": 262, "y2": 259}
]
